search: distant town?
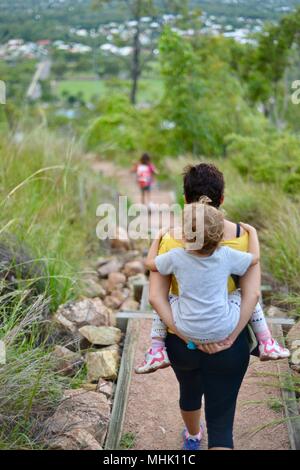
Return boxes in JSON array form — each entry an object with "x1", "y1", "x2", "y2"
[{"x1": 0, "y1": 12, "x2": 266, "y2": 61}]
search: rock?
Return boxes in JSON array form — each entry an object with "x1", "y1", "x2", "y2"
[
  {"x1": 86, "y1": 346, "x2": 120, "y2": 382},
  {"x1": 81, "y1": 383, "x2": 97, "y2": 392},
  {"x1": 266, "y1": 306, "x2": 285, "y2": 318},
  {"x1": 98, "y1": 259, "x2": 123, "y2": 278},
  {"x1": 123, "y1": 250, "x2": 140, "y2": 262},
  {"x1": 79, "y1": 326, "x2": 122, "y2": 346},
  {"x1": 107, "y1": 272, "x2": 127, "y2": 293},
  {"x1": 103, "y1": 295, "x2": 121, "y2": 310},
  {"x1": 291, "y1": 340, "x2": 300, "y2": 350},
  {"x1": 123, "y1": 260, "x2": 145, "y2": 278},
  {"x1": 127, "y1": 273, "x2": 148, "y2": 287},
  {"x1": 49, "y1": 429, "x2": 102, "y2": 450},
  {"x1": 104, "y1": 289, "x2": 129, "y2": 310},
  {"x1": 54, "y1": 298, "x2": 111, "y2": 334},
  {"x1": 0, "y1": 340, "x2": 6, "y2": 365},
  {"x1": 52, "y1": 346, "x2": 82, "y2": 376},
  {"x1": 107, "y1": 308, "x2": 117, "y2": 327},
  {"x1": 291, "y1": 348, "x2": 300, "y2": 366},
  {"x1": 45, "y1": 389, "x2": 111, "y2": 448},
  {"x1": 291, "y1": 364, "x2": 300, "y2": 373},
  {"x1": 287, "y1": 320, "x2": 300, "y2": 347},
  {"x1": 110, "y1": 226, "x2": 131, "y2": 252},
  {"x1": 96, "y1": 256, "x2": 114, "y2": 269},
  {"x1": 97, "y1": 379, "x2": 114, "y2": 399},
  {"x1": 120, "y1": 298, "x2": 139, "y2": 312},
  {"x1": 100, "y1": 279, "x2": 109, "y2": 291},
  {"x1": 82, "y1": 278, "x2": 107, "y2": 299}
]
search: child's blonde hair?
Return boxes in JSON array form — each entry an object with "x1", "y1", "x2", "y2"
[{"x1": 183, "y1": 196, "x2": 224, "y2": 255}]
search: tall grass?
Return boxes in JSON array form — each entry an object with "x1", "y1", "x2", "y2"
[
  {"x1": 0, "y1": 128, "x2": 110, "y2": 309},
  {"x1": 0, "y1": 128, "x2": 114, "y2": 448},
  {"x1": 0, "y1": 289, "x2": 69, "y2": 449}
]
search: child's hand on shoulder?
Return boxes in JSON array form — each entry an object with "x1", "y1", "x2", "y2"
[
  {"x1": 156, "y1": 226, "x2": 170, "y2": 240},
  {"x1": 240, "y1": 222, "x2": 257, "y2": 233}
]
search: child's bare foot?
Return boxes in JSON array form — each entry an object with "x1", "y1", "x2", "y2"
[
  {"x1": 135, "y1": 347, "x2": 170, "y2": 374},
  {"x1": 259, "y1": 338, "x2": 290, "y2": 361}
]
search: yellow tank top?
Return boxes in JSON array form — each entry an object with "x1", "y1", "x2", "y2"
[{"x1": 158, "y1": 231, "x2": 249, "y2": 295}]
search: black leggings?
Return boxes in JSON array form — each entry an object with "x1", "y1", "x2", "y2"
[{"x1": 165, "y1": 329, "x2": 250, "y2": 449}]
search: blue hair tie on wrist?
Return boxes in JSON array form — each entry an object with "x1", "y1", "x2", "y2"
[{"x1": 187, "y1": 341, "x2": 197, "y2": 350}]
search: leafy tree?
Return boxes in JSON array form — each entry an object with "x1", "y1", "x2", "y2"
[
  {"x1": 158, "y1": 29, "x2": 264, "y2": 156},
  {"x1": 93, "y1": 0, "x2": 190, "y2": 104},
  {"x1": 233, "y1": 7, "x2": 300, "y2": 127}
]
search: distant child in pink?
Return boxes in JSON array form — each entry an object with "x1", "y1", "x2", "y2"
[{"x1": 133, "y1": 153, "x2": 158, "y2": 205}]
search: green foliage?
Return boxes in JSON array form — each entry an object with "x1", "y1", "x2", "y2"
[
  {"x1": 227, "y1": 132, "x2": 300, "y2": 194},
  {"x1": 0, "y1": 290, "x2": 69, "y2": 449},
  {"x1": 86, "y1": 94, "x2": 139, "y2": 154},
  {"x1": 0, "y1": 127, "x2": 116, "y2": 448},
  {"x1": 267, "y1": 398, "x2": 284, "y2": 413},
  {"x1": 158, "y1": 29, "x2": 265, "y2": 156},
  {"x1": 0, "y1": 129, "x2": 111, "y2": 309},
  {"x1": 221, "y1": 161, "x2": 300, "y2": 292},
  {"x1": 119, "y1": 432, "x2": 136, "y2": 450},
  {"x1": 262, "y1": 202, "x2": 300, "y2": 291}
]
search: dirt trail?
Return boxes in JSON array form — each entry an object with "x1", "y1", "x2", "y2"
[
  {"x1": 93, "y1": 157, "x2": 291, "y2": 451},
  {"x1": 92, "y1": 159, "x2": 175, "y2": 206}
]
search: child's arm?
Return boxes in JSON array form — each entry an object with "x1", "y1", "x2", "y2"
[
  {"x1": 240, "y1": 223, "x2": 260, "y2": 266},
  {"x1": 145, "y1": 228, "x2": 168, "y2": 272},
  {"x1": 150, "y1": 163, "x2": 159, "y2": 176},
  {"x1": 130, "y1": 162, "x2": 138, "y2": 173}
]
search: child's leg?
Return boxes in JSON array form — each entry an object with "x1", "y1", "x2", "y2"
[
  {"x1": 250, "y1": 302, "x2": 272, "y2": 342},
  {"x1": 251, "y1": 302, "x2": 290, "y2": 360},
  {"x1": 150, "y1": 313, "x2": 167, "y2": 353},
  {"x1": 228, "y1": 291, "x2": 290, "y2": 360},
  {"x1": 135, "y1": 313, "x2": 170, "y2": 374}
]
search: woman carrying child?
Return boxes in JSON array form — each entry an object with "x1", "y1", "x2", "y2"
[{"x1": 137, "y1": 163, "x2": 289, "y2": 450}]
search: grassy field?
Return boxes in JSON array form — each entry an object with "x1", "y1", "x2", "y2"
[{"x1": 56, "y1": 78, "x2": 164, "y2": 104}]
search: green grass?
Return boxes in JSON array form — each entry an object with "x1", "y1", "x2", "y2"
[
  {"x1": 0, "y1": 127, "x2": 116, "y2": 448},
  {"x1": 119, "y1": 432, "x2": 136, "y2": 450},
  {"x1": 57, "y1": 80, "x2": 107, "y2": 101},
  {"x1": 56, "y1": 78, "x2": 164, "y2": 104},
  {"x1": 0, "y1": 289, "x2": 70, "y2": 449}
]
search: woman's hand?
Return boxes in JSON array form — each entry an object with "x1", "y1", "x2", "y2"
[{"x1": 197, "y1": 338, "x2": 234, "y2": 354}]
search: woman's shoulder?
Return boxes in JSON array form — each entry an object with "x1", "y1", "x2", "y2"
[
  {"x1": 223, "y1": 220, "x2": 245, "y2": 239},
  {"x1": 222, "y1": 220, "x2": 249, "y2": 252},
  {"x1": 158, "y1": 230, "x2": 184, "y2": 255}
]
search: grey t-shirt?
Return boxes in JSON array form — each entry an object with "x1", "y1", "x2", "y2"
[{"x1": 155, "y1": 246, "x2": 253, "y2": 341}]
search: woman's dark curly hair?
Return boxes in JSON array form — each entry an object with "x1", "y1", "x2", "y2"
[{"x1": 183, "y1": 163, "x2": 225, "y2": 208}]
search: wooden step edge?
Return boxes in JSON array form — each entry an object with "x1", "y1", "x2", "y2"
[
  {"x1": 105, "y1": 283, "x2": 149, "y2": 450},
  {"x1": 272, "y1": 324, "x2": 300, "y2": 451}
]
